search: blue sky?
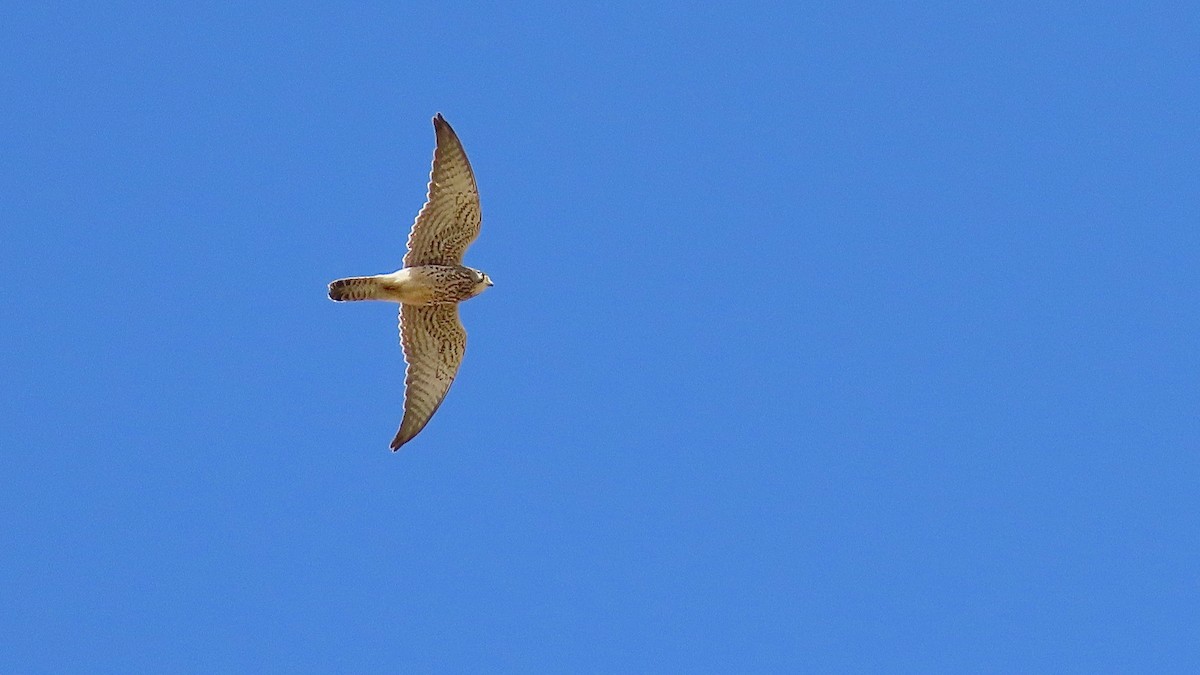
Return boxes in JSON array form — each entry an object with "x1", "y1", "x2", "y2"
[{"x1": 2, "y1": 2, "x2": 1197, "y2": 671}]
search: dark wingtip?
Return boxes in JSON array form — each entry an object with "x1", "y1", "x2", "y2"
[
  {"x1": 390, "y1": 431, "x2": 407, "y2": 451},
  {"x1": 433, "y1": 113, "x2": 455, "y2": 137}
]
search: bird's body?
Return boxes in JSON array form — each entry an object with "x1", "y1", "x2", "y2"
[
  {"x1": 328, "y1": 114, "x2": 491, "y2": 450},
  {"x1": 328, "y1": 265, "x2": 490, "y2": 305}
]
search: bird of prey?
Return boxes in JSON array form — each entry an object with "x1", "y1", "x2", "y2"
[{"x1": 328, "y1": 114, "x2": 492, "y2": 450}]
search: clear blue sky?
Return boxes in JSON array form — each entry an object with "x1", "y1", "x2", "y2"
[{"x1": 2, "y1": 2, "x2": 1197, "y2": 671}]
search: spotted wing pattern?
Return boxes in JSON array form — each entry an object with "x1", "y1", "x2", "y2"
[
  {"x1": 392, "y1": 303, "x2": 467, "y2": 450},
  {"x1": 403, "y1": 114, "x2": 482, "y2": 267}
]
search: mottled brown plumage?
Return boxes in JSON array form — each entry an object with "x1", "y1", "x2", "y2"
[
  {"x1": 328, "y1": 114, "x2": 492, "y2": 450},
  {"x1": 405, "y1": 116, "x2": 482, "y2": 268}
]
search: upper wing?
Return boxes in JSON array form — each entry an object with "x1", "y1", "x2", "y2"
[
  {"x1": 403, "y1": 114, "x2": 482, "y2": 267},
  {"x1": 392, "y1": 303, "x2": 467, "y2": 450}
]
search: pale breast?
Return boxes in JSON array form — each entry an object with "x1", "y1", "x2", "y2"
[{"x1": 395, "y1": 265, "x2": 479, "y2": 305}]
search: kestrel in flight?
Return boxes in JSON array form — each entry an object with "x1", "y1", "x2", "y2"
[{"x1": 328, "y1": 114, "x2": 492, "y2": 450}]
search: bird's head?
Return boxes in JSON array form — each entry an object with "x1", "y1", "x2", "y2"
[{"x1": 469, "y1": 268, "x2": 494, "y2": 296}]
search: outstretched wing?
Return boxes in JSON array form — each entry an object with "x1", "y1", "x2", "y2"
[
  {"x1": 403, "y1": 114, "x2": 482, "y2": 267},
  {"x1": 392, "y1": 303, "x2": 467, "y2": 450}
]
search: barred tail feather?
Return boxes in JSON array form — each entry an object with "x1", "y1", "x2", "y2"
[{"x1": 328, "y1": 276, "x2": 388, "y2": 301}]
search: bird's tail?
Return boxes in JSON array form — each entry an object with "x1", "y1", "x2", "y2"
[{"x1": 328, "y1": 276, "x2": 389, "y2": 302}]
